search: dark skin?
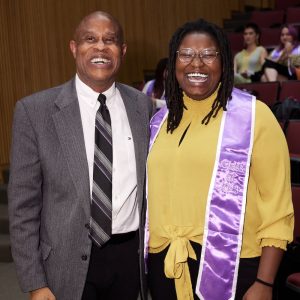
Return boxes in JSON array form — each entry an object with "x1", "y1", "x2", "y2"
[
  {"x1": 175, "y1": 31, "x2": 283, "y2": 300},
  {"x1": 243, "y1": 247, "x2": 283, "y2": 300},
  {"x1": 69, "y1": 11, "x2": 127, "y2": 93},
  {"x1": 175, "y1": 32, "x2": 221, "y2": 101},
  {"x1": 30, "y1": 11, "x2": 127, "y2": 300}
]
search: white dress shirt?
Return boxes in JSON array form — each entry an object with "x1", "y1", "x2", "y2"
[{"x1": 76, "y1": 75, "x2": 139, "y2": 233}]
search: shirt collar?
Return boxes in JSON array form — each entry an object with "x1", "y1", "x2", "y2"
[{"x1": 75, "y1": 74, "x2": 116, "y2": 107}]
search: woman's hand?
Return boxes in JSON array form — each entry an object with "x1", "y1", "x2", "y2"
[
  {"x1": 284, "y1": 41, "x2": 293, "y2": 53},
  {"x1": 279, "y1": 41, "x2": 293, "y2": 63},
  {"x1": 242, "y1": 281, "x2": 272, "y2": 300},
  {"x1": 240, "y1": 71, "x2": 250, "y2": 79},
  {"x1": 242, "y1": 246, "x2": 283, "y2": 300}
]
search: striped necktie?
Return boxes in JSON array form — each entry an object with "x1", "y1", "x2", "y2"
[{"x1": 89, "y1": 93, "x2": 113, "y2": 246}]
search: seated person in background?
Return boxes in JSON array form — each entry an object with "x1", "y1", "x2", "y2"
[
  {"x1": 261, "y1": 24, "x2": 300, "y2": 82},
  {"x1": 234, "y1": 23, "x2": 268, "y2": 84},
  {"x1": 143, "y1": 57, "x2": 168, "y2": 109}
]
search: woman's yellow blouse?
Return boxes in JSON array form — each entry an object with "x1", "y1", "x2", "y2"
[{"x1": 147, "y1": 91, "x2": 294, "y2": 259}]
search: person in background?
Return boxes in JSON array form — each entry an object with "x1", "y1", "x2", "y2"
[
  {"x1": 234, "y1": 23, "x2": 268, "y2": 84},
  {"x1": 8, "y1": 11, "x2": 152, "y2": 300},
  {"x1": 144, "y1": 18, "x2": 294, "y2": 300},
  {"x1": 143, "y1": 57, "x2": 168, "y2": 110},
  {"x1": 261, "y1": 24, "x2": 300, "y2": 82}
]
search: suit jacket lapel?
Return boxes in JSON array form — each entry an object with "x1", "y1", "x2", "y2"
[{"x1": 52, "y1": 79, "x2": 90, "y2": 218}]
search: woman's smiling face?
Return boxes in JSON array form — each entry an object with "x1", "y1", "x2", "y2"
[{"x1": 175, "y1": 32, "x2": 222, "y2": 100}]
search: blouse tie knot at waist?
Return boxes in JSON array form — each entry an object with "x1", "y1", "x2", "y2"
[{"x1": 164, "y1": 236, "x2": 197, "y2": 300}]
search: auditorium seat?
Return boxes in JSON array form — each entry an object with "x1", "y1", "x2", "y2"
[
  {"x1": 250, "y1": 10, "x2": 285, "y2": 28},
  {"x1": 292, "y1": 185, "x2": 300, "y2": 240},
  {"x1": 286, "y1": 272, "x2": 300, "y2": 294},
  {"x1": 260, "y1": 27, "x2": 281, "y2": 51},
  {"x1": 235, "y1": 81, "x2": 280, "y2": 107},
  {"x1": 226, "y1": 32, "x2": 244, "y2": 56},
  {"x1": 286, "y1": 120, "x2": 300, "y2": 156},
  {"x1": 286, "y1": 6, "x2": 300, "y2": 25},
  {"x1": 275, "y1": 0, "x2": 300, "y2": 10},
  {"x1": 285, "y1": 185, "x2": 300, "y2": 297},
  {"x1": 279, "y1": 81, "x2": 300, "y2": 102}
]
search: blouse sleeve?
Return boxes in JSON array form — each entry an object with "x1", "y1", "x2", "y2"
[
  {"x1": 251, "y1": 100, "x2": 294, "y2": 250},
  {"x1": 268, "y1": 48, "x2": 280, "y2": 61}
]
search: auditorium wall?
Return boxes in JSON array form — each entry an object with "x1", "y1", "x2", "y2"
[{"x1": 0, "y1": 0, "x2": 273, "y2": 166}]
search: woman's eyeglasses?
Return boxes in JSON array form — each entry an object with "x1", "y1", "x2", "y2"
[{"x1": 177, "y1": 48, "x2": 219, "y2": 64}]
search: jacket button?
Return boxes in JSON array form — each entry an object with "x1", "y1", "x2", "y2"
[
  {"x1": 85, "y1": 223, "x2": 89, "y2": 229},
  {"x1": 81, "y1": 255, "x2": 88, "y2": 261}
]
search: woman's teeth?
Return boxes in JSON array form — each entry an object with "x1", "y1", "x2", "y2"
[{"x1": 187, "y1": 73, "x2": 208, "y2": 82}]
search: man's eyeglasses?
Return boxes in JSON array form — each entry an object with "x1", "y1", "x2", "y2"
[{"x1": 177, "y1": 48, "x2": 219, "y2": 64}]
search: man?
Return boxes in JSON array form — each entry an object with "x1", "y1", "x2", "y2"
[{"x1": 8, "y1": 11, "x2": 152, "y2": 300}]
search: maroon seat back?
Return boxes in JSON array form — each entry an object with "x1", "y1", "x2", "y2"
[
  {"x1": 250, "y1": 10, "x2": 285, "y2": 28},
  {"x1": 275, "y1": 0, "x2": 300, "y2": 10},
  {"x1": 227, "y1": 32, "x2": 244, "y2": 56},
  {"x1": 286, "y1": 7, "x2": 300, "y2": 24},
  {"x1": 286, "y1": 120, "x2": 300, "y2": 155},
  {"x1": 235, "y1": 82, "x2": 280, "y2": 107},
  {"x1": 286, "y1": 272, "x2": 300, "y2": 293},
  {"x1": 260, "y1": 27, "x2": 281, "y2": 51},
  {"x1": 292, "y1": 186, "x2": 300, "y2": 241},
  {"x1": 279, "y1": 81, "x2": 300, "y2": 102}
]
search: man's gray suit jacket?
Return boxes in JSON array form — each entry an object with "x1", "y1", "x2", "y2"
[{"x1": 8, "y1": 78, "x2": 153, "y2": 300}]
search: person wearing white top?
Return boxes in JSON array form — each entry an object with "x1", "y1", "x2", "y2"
[
  {"x1": 142, "y1": 57, "x2": 168, "y2": 110},
  {"x1": 8, "y1": 11, "x2": 152, "y2": 300}
]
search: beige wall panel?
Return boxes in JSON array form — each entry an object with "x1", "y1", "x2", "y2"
[{"x1": 1, "y1": 0, "x2": 266, "y2": 166}]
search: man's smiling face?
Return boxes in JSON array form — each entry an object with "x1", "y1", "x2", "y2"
[{"x1": 70, "y1": 13, "x2": 127, "y2": 93}]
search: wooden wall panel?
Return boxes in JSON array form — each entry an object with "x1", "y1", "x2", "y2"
[
  {"x1": 1, "y1": 0, "x2": 262, "y2": 166},
  {"x1": 245, "y1": 0, "x2": 275, "y2": 8}
]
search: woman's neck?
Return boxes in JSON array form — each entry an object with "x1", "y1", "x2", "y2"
[{"x1": 246, "y1": 43, "x2": 257, "y2": 53}]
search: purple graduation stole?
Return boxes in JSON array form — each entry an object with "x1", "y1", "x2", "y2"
[
  {"x1": 144, "y1": 105, "x2": 168, "y2": 270},
  {"x1": 146, "y1": 80, "x2": 155, "y2": 97},
  {"x1": 270, "y1": 46, "x2": 300, "y2": 61},
  {"x1": 146, "y1": 79, "x2": 167, "y2": 100},
  {"x1": 144, "y1": 89, "x2": 255, "y2": 300},
  {"x1": 196, "y1": 88, "x2": 255, "y2": 300},
  {"x1": 269, "y1": 46, "x2": 300, "y2": 76}
]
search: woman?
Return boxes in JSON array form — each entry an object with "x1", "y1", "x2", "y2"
[
  {"x1": 261, "y1": 24, "x2": 300, "y2": 82},
  {"x1": 144, "y1": 19, "x2": 294, "y2": 300},
  {"x1": 234, "y1": 23, "x2": 267, "y2": 84},
  {"x1": 143, "y1": 57, "x2": 168, "y2": 110}
]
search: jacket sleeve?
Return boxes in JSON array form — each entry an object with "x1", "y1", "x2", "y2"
[{"x1": 8, "y1": 100, "x2": 47, "y2": 292}]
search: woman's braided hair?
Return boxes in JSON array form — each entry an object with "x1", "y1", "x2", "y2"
[{"x1": 165, "y1": 18, "x2": 234, "y2": 133}]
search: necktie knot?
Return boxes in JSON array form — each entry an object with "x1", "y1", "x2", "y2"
[
  {"x1": 98, "y1": 93, "x2": 107, "y2": 106},
  {"x1": 97, "y1": 93, "x2": 110, "y2": 124}
]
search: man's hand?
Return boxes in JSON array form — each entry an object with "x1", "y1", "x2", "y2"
[{"x1": 30, "y1": 287, "x2": 56, "y2": 300}]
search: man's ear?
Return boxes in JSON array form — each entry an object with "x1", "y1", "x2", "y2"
[
  {"x1": 69, "y1": 40, "x2": 77, "y2": 59},
  {"x1": 121, "y1": 43, "x2": 127, "y2": 59}
]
